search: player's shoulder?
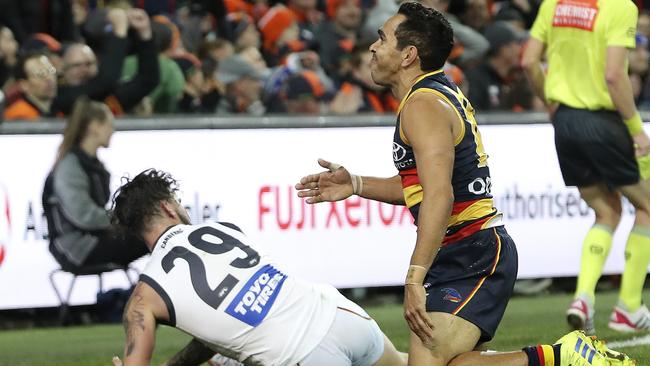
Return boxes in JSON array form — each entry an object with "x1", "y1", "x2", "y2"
[
  {"x1": 216, "y1": 222, "x2": 244, "y2": 234},
  {"x1": 402, "y1": 88, "x2": 458, "y2": 119}
]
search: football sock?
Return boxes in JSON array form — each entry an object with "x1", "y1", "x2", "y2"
[
  {"x1": 575, "y1": 225, "x2": 613, "y2": 303},
  {"x1": 620, "y1": 226, "x2": 650, "y2": 311},
  {"x1": 522, "y1": 344, "x2": 561, "y2": 366}
]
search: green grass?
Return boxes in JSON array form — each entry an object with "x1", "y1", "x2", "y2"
[{"x1": 0, "y1": 290, "x2": 648, "y2": 365}]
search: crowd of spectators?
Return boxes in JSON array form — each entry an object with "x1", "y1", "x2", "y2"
[{"x1": 0, "y1": 0, "x2": 649, "y2": 120}]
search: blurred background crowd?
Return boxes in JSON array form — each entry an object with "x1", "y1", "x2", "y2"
[{"x1": 0, "y1": 0, "x2": 649, "y2": 120}]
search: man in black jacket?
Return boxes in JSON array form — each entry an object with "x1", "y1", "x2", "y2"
[{"x1": 53, "y1": 8, "x2": 159, "y2": 115}]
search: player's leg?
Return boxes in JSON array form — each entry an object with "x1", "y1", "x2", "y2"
[
  {"x1": 409, "y1": 226, "x2": 518, "y2": 365},
  {"x1": 300, "y1": 295, "x2": 407, "y2": 366},
  {"x1": 409, "y1": 312, "x2": 568, "y2": 366},
  {"x1": 407, "y1": 311, "x2": 481, "y2": 366},
  {"x1": 612, "y1": 179, "x2": 650, "y2": 331},
  {"x1": 446, "y1": 330, "x2": 633, "y2": 366},
  {"x1": 567, "y1": 184, "x2": 621, "y2": 334}
]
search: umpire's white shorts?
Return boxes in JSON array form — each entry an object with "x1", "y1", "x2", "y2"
[{"x1": 298, "y1": 294, "x2": 385, "y2": 366}]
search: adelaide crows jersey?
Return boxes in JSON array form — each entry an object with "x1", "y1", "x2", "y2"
[
  {"x1": 140, "y1": 222, "x2": 338, "y2": 366},
  {"x1": 393, "y1": 70, "x2": 501, "y2": 245}
]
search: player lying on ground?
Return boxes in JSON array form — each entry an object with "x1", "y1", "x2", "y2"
[{"x1": 109, "y1": 168, "x2": 407, "y2": 366}]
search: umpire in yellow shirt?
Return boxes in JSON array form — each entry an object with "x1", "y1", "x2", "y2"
[{"x1": 523, "y1": 0, "x2": 650, "y2": 334}]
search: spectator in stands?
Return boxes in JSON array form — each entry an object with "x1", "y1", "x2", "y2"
[
  {"x1": 282, "y1": 70, "x2": 327, "y2": 114},
  {"x1": 57, "y1": 8, "x2": 158, "y2": 115},
  {"x1": 198, "y1": 38, "x2": 235, "y2": 63},
  {"x1": 258, "y1": 5, "x2": 308, "y2": 67},
  {"x1": 0, "y1": 0, "x2": 75, "y2": 44},
  {"x1": 264, "y1": 50, "x2": 333, "y2": 112},
  {"x1": 175, "y1": 52, "x2": 217, "y2": 113},
  {"x1": 42, "y1": 97, "x2": 148, "y2": 271},
  {"x1": 465, "y1": 22, "x2": 533, "y2": 111},
  {"x1": 419, "y1": 0, "x2": 489, "y2": 69},
  {"x1": 493, "y1": 0, "x2": 542, "y2": 29},
  {"x1": 121, "y1": 14, "x2": 183, "y2": 114},
  {"x1": 239, "y1": 45, "x2": 270, "y2": 77},
  {"x1": 216, "y1": 54, "x2": 266, "y2": 115},
  {"x1": 448, "y1": 0, "x2": 489, "y2": 32},
  {"x1": 3, "y1": 53, "x2": 57, "y2": 120},
  {"x1": 20, "y1": 33, "x2": 64, "y2": 75},
  {"x1": 286, "y1": 0, "x2": 322, "y2": 38},
  {"x1": 315, "y1": 0, "x2": 362, "y2": 82},
  {"x1": 333, "y1": 44, "x2": 398, "y2": 113},
  {"x1": 224, "y1": 12, "x2": 262, "y2": 51},
  {"x1": 0, "y1": 26, "x2": 18, "y2": 89},
  {"x1": 52, "y1": 8, "x2": 128, "y2": 114},
  {"x1": 361, "y1": 0, "x2": 398, "y2": 44},
  {"x1": 61, "y1": 43, "x2": 97, "y2": 87}
]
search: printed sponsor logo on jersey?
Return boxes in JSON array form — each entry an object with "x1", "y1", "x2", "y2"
[
  {"x1": 393, "y1": 142, "x2": 407, "y2": 162},
  {"x1": 225, "y1": 264, "x2": 287, "y2": 326},
  {"x1": 552, "y1": 0, "x2": 598, "y2": 31},
  {"x1": 441, "y1": 288, "x2": 462, "y2": 303}
]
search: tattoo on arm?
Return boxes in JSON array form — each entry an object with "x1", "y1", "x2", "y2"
[
  {"x1": 167, "y1": 338, "x2": 215, "y2": 366},
  {"x1": 123, "y1": 294, "x2": 146, "y2": 357}
]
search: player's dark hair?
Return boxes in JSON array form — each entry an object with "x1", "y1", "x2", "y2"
[
  {"x1": 111, "y1": 169, "x2": 179, "y2": 237},
  {"x1": 396, "y1": 2, "x2": 454, "y2": 71}
]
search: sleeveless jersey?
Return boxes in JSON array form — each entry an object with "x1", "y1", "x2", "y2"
[
  {"x1": 140, "y1": 222, "x2": 338, "y2": 366},
  {"x1": 393, "y1": 70, "x2": 501, "y2": 245}
]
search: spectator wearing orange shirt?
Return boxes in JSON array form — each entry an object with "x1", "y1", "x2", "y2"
[{"x1": 3, "y1": 53, "x2": 57, "y2": 121}]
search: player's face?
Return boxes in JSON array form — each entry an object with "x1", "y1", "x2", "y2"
[{"x1": 369, "y1": 14, "x2": 404, "y2": 87}]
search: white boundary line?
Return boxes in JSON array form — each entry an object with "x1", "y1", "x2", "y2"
[{"x1": 606, "y1": 334, "x2": 650, "y2": 349}]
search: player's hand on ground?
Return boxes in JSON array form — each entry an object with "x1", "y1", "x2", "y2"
[
  {"x1": 404, "y1": 284, "x2": 435, "y2": 348},
  {"x1": 295, "y1": 159, "x2": 354, "y2": 203},
  {"x1": 633, "y1": 131, "x2": 650, "y2": 157},
  {"x1": 112, "y1": 356, "x2": 123, "y2": 366}
]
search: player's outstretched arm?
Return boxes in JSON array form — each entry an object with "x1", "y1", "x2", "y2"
[{"x1": 296, "y1": 158, "x2": 405, "y2": 205}]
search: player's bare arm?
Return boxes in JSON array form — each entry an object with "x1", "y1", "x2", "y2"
[
  {"x1": 164, "y1": 338, "x2": 216, "y2": 366},
  {"x1": 400, "y1": 92, "x2": 456, "y2": 347},
  {"x1": 114, "y1": 282, "x2": 171, "y2": 366},
  {"x1": 296, "y1": 158, "x2": 405, "y2": 205},
  {"x1": 605, "y1": 46, "x2": 650, "y2": 156}
]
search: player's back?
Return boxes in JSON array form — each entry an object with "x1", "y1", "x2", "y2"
[
  {"x1": 530, "y1": 0, "x2": 638, "y2": 110},
  {"x1": 140, "y1": 222, "x2": 338, "y2": 366}
]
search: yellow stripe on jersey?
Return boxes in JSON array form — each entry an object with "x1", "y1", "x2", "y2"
[
  {"x1": 448, "y1": 198, "x2": 496, "y2": 227},
  {"x1": 397, "y1": 69, "x2": 444, "y2": 115},
  {"x1": 403, "y1": 184, "x2": 423, "y2": 208},
  {"x1": 542, "y1": 345, "x2": 555, "y2": 366},
  {"x1": 398, "y1": 88, "x2": 466, "y2": 146}
]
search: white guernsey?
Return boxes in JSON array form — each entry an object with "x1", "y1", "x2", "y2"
[{"x1": 140, "y1": 222, "x2": 338, "y2": 365}]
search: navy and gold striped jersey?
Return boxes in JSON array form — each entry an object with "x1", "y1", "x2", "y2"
[{"x1": 393, "y1": 70, "x2": 501, "y2": 245}]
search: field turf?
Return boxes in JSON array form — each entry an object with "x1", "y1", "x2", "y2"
[{"x1": 0, "y1": 290, "x2": 648, "y2": 365}]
